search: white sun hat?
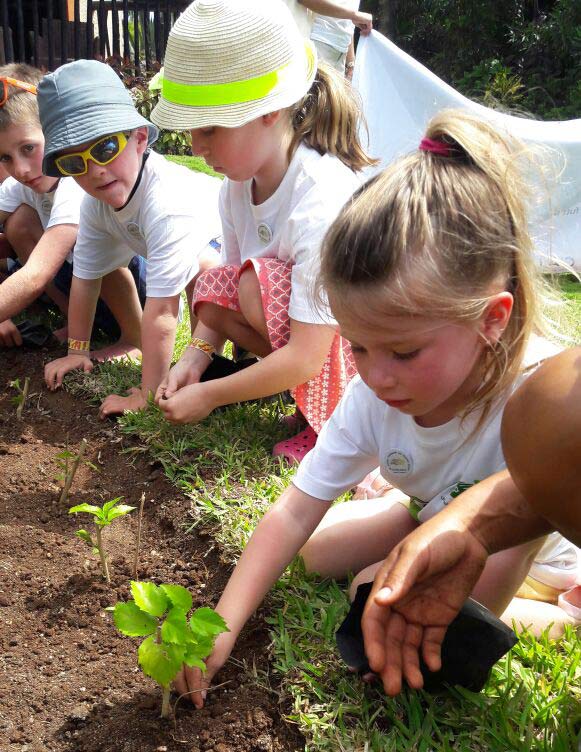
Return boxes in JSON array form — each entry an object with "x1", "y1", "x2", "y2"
[{"x1": 151, "y1": 0, "x2": 317, "y2": 130}]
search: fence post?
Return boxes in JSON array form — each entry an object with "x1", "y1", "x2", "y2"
[
  {"x1": 112, "y1": 0, "x2": 120, "y2": 57},
  {"x1": 134, "y1": 3, "x2": 140, "y2": 72},
  {"x1": 74, "y1": 0, "x2": 80, "y2": 59},
  {"x1": 47, "y1": 0, "x2": 54, "y2": 69},
  {"x1": 32, "y1": 0, "x2": 39, "y2": 66},
  {"x1": 86, "y1": 0, "x2": 93, "y2": 60},
  {"x1": 60, "y1": 0, "x2": 68, "y2": 65},
  {"x1": 15, "y1": 0, "x2": 25, "y2": 63},
  {"x1": 123, "y1": 0, "x2": 130, "y2": 63},
  {"x1": 1, "y1": 0, "x2": 13, "y2": 64},
  {"x1": 144, "y1": 0, "x2": 151, "y2": 70}
]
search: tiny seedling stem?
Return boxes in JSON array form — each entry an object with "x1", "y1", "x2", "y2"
[
  {"x1": 161, "y1": 686, "x2": 171, "y2": 720},
  {"x1": 59, "y1": 438, "x2": 87, "y2": 506},
  {"x1": 132, "y1": 492, "x2": 146, "y2": 580},
  {"x1": 16, "y1": 377, "x2": 30, "y2": 420},
  {"x1": 95, "y1": 525, "x2": 110, "y2": 584}
]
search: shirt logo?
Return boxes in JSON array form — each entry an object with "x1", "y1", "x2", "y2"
[
  {"x1": 126, "y1": 222, "x2": 143, "y2": 239},
  {"x1": 257, "y1": 223, "x2": 273, "y2": 244},
  {"x1": 385, "y1": 450, "x2": 413, "y2": 475},
  {"x1": 41, "y1": 198, "x2": 52, "y2": 214}
]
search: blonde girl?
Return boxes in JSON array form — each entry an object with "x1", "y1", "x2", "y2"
[
  {"x1": 151, "y1": 0, "x2": 374, "y2": 461},
  {"x1": 172, "y1": 109, "x2": 578, "y2": 705}
]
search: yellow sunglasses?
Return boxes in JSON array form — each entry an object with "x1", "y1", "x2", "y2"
[{"x1": 54, "y1": 131, "x2": 130, "y2": 176}]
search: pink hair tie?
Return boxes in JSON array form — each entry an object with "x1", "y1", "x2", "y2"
[{"x1": 419, "y1": 137, "x2": 452, "y2": 157}]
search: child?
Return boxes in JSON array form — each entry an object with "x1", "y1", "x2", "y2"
[
  {"x1": 0, "y1": 64, "x2": 142, "y2": 349},
  {"x1": 40, "y1": 60, "x2": 222, "y2": 417},
  {"x1": 151, "y1": 0, "x2": 374, "y2": 461},
  {"x1": 172, "y1": 110, "x2": 579, "y2": 705}
]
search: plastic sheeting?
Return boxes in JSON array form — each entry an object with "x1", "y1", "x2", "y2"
[{"x1": 353, "y1": 32, "x2": 581, "y2": 271}]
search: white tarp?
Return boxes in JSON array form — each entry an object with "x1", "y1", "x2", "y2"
[{"x1": 353, "y1": 32, "x2": 581, "y2": 271}]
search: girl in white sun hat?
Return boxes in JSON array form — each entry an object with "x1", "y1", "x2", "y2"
[{"x1": 152, "y1": 0, "x2": 375, "y2": 462}]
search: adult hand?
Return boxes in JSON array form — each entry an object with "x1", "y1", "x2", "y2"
[
  {"x1": 0, "y1": 319, "x2": 22, "y2": 347},
  {"x1": 361, "y1": 522, "x2": 488, "y2": 696},
  {"x1": 99, "y1": 386, "x2": 147, "y2": 419},
  {"x1": 155, "y1": 348, "x2": 205, "y2": 402},
  {"x1": 158, "y1": 382, "x2": 216, "y2": 424},
  {"x1": 352, "y1": 10, "x2": 372, "y2": 34},
  {"x1": 173, "y1": 630, "x2": 237, "y2": 709},
  {"x1": 44, "y1": 353, "x2": 93, "y2": 390}
]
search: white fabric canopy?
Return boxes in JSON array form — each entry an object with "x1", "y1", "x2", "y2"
[{"x1": 353, "y1": 32, "x2": 581, "y2": 271}]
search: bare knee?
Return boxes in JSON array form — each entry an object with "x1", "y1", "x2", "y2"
[{"x1": 4, "y1": 205, "x2": 43, "y2": 260}]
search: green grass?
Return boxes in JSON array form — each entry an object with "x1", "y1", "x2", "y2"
[
  {"x1": 165, "y1": 153, "x2": 224, "y2": 180},
  {"x1": 59, "y1": 158, "x2": 581, "y2": 749}
]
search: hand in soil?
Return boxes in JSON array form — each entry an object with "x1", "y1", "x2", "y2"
[
  {"x1": 99, "y1": 386, "x2": 147, "y2": 418},
  {"x1": 156, "y1": 347, "x2": 205, "y2": 400},
  {"x1": 0, "y1": 318, "x2": 23, "y2": 347},
  {"x1": 158, "y1": 382, "x2": 216, "y2": 425},
  {"x1": 45, "y1": 353, "x2": 94, "y2": 389},
  {"x1": 174, "y1": 630, "x2": 236, "y2": 709}
]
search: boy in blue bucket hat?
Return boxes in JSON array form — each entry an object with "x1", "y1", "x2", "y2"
[{"x1": 40, "y1": 60, "x2": 221, "y2": 417}]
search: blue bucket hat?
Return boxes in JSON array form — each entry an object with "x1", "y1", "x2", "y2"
[{"x1": 38, "y1": 60, "x2": 159, "y2": 177}]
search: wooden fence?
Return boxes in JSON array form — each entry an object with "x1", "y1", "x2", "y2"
[{"x1": 0, "y1": 0, "x2": 188, "y2": 72}]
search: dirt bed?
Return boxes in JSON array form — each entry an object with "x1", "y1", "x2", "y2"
[{"x1": 0, "y1": 346, "x2": 303, "y2": 752}]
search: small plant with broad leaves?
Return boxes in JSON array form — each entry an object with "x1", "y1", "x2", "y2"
[
  {"x1": 69, "y1": 497, "x2": 135, "y2": 584},
  {"x1": 112, "y1": 581, "x2": 228, "y2": 718}
]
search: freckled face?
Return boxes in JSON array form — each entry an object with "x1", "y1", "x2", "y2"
[
  {"x1": 0, "y1": 123, "x2": 58, "y2": 193},
  {"x1": 334, "y1": 300, "x2": 486, "y2": 427}
]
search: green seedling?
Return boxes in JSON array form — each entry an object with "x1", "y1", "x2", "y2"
[
  {"x1": 10, "y1": 377, "x2": 30, "y2": 420},
  {"x1": 56, "y1": 438, "x2": 98, "y2": 505},
  {"x1": 112, "y1": 581, "x2": 228, "y2": 718},
  {"x1": 69, "y1": 497, "x2": 135, "y2": 583}
]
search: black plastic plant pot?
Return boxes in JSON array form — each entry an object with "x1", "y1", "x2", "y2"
[
  {"x1": 15, "y1": 320, "x2": 53, "y2": 348},
  {"x1": 336, "y1": 581, "x2": 518, "y2": 693}
]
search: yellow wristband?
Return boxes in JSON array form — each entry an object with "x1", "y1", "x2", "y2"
[
  {"x1": 68, "y1": 338, "x2": 90, "y2": 352},
  {"x1": 187, "y1": 337, "x2": 216, "y2": 360}
]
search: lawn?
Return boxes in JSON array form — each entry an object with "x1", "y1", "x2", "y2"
[{"x1": 61, "y1": 154, "x2": 580, "y2": 750}]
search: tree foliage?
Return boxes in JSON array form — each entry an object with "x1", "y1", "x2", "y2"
[{"x1": 361, "y1": 0, "x2": 581, "y2": 119}]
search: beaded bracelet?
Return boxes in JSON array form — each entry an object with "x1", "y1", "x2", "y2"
[
  {"x1": 187, "y1": 336, "x2": 216, "y2": 360},
  {"x1": 68, "y1": 338, "x2": 90, "y2": 352}
]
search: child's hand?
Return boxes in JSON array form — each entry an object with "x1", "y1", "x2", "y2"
[
  {"x1": 352, "y1": 10, "x2": 373, "y2": 34},
  {"x1": 156, "y1": 348, "x2": 206, "y2": 401},
  {"x1": 173, "y1": 630, "x2": 236, "y2": 709},
  {"x1": 158, "y1": 382, "x2": 216, "y2": 424},
  {"x1": 44, "y1": 354, "x2": 93, "y2": 390},
  {"x1": 0, "y1": 319, "x2": 23, "y2": 347},
  {"x1": 99, "y1": 386, "x2": 147, "y2": 418}
]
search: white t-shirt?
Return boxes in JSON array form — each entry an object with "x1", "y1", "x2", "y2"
[
  {"x1": 0, "y1": 175, "x2": 83, "y2": 230},
  {"x1": 294, "y1": 337, "x2": 579, "y2": 582},
  {"x1": 219, "y1": 143, "x2": 360, "y2": 324},
  {"x1": 73, "y1": 152, "x2": 222, "y2": 298},
  {"x1": 311, "y1": 1, "x2": 360, "y2": 53}
]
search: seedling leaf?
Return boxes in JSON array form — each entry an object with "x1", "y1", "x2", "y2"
[
  {"x1": 160, "y1": 584, "x2": 192, "y2": 613},
  {"x1": 75, "y1": 529, "x2": 94, "y2": 546},
  {"x1": 102, "y1": 497, "x2": 124, "y2": 516},
  {"x1": 184, "y1": 634, "x2": 214, "y2": 661},
  {"x1": 69, "y1": 503, "x2": 101, "y2": 516},
  {"x1": 114, "y1": 601, "x2": 158, "y2": 637},
  {"x1": 189, "y1": 607, "x2": 229, "y2": 637},
  {"x1": 161, "y1": 607, "x2": 192, "y2": 644},
  {"x1": 138, "y1": 635, "x2": 185, "y2": 687},
  {"x1": 183, "y1": 653, "x2": 207, "y2": 672},
  {"x1": 106, "y1": 504, "x2": 136, "y2": 522},
  {"x1": 131, "y1": 581, "x2": 169, "y2": 617}
]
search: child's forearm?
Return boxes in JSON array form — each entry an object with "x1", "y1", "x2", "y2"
[
  {"x1": 214, "y1": 485, "x2": 330, "y2": 635},
  {"x1": 68, "y1": 276, "x2": 101, "y2": 343},
  {"x1": 0, "y1": 224, "x2": 77, "y2": 321},
  {"x1": 140, "y1": 296, "x2": 180, "y2": 397}
]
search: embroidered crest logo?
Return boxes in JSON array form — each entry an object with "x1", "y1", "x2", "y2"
[
  {"x1": 385, "y1": 450, "x2": 413, "y2": 475},
  {"x1": 126, "y1": 222, "x2": 143, "y2": 239},
  {"x1": 257, "y1": 223, "x2": 273, "y2": 244}
]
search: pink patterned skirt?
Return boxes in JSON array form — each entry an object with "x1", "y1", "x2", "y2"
[{"x1": 193, "y1": 258, "x2": 356, "y2": 433}]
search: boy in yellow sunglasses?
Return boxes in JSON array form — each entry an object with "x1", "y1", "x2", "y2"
[
  {"x1": 39, "y1": 60, "x2": 221, "y2": 417},
  {"x1": 0, "y1": 64, "x2": 142, "y2": 350}
]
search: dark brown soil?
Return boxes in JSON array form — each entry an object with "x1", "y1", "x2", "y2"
[{"x1": 0, "y1": 346, "x2": 303, "y2": 752}]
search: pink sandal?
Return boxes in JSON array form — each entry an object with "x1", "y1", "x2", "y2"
[{"x1": 272, "y1": 425, "x2": 317, "y2": 464}]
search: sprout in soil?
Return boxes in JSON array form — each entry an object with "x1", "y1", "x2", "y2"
[
  {"x1": 10, "y1": 377, "x2": 30, "y2": 420},
  {"x1": 69, "y1": 497, "x2": 135, "y2": 583},
  {"x1": 112, "y1": 581, "x2": 228, "y2": 719}
]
